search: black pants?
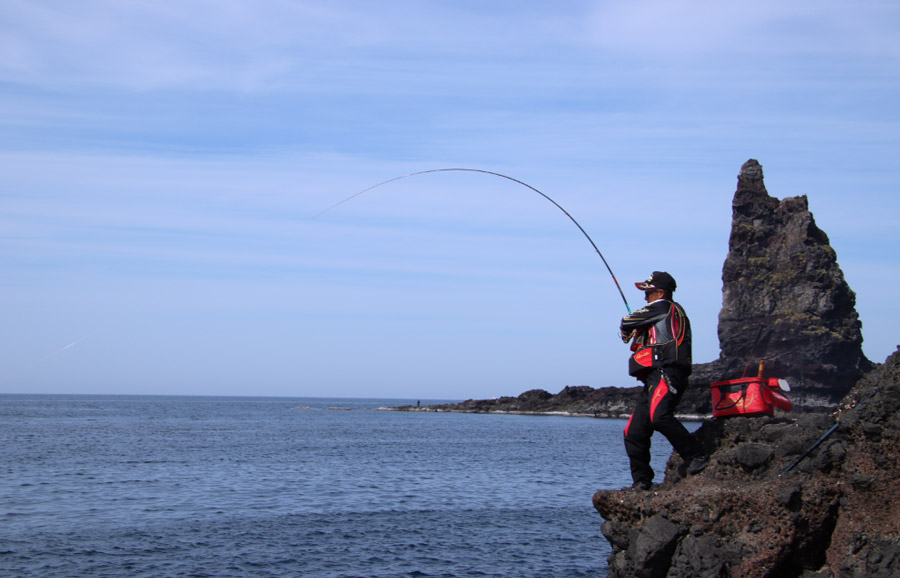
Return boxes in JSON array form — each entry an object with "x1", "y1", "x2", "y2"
[{"x1": 623, "y1": 368, "x2": 699, "y2": 484}]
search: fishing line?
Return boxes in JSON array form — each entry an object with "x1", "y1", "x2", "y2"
[{"x1": 314, "y1": 168, "x2": 631, "y2": 313}]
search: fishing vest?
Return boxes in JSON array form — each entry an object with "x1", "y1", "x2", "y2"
[{"x1": 628, "y1": 301, "x2": 692, "y2": 378}]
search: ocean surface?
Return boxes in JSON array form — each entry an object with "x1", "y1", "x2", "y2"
[{"x1": 1, "y1": 395, "x2": 680, "y2": 577}]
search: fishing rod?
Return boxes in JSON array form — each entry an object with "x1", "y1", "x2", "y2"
[
  {"x1": 314, "y1": 168, "x2": 631, "y2": 313},
  {"x1": 779, "y1": 388, "x2": 878, "y2": 476},
  {"x1": 741, "y1": 322, "x2": 766, "y2": 378}
]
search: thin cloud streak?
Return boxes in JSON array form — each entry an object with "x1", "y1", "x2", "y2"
[{"x1": 1, "y1": 1, "x2": 897, "y2": 398}]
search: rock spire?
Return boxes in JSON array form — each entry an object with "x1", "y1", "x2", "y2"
[{"x1": 696, "y1": 159, "x2": 872, "y2": 405}]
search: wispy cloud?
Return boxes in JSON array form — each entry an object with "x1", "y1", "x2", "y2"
[
  {"x1": 585, "y1": 1, "x2": 900, "y2": 59},
  {"x1": 1, "y1": 1, "x2": 898, "y2": 397},
  {"x1": 1, "y1": 1, "x2": 367, "y2": 90}
]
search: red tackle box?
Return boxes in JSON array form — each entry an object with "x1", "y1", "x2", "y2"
[{"x1": 710, "y1": 377, "x2": 792, "y2": 418}]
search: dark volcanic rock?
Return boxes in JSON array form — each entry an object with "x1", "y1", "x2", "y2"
[
  {"x1": 396, "y1": 385, "x2": 642, "y2": 418},
  {"x1": 592, "y1": 346, "x2": 900, "y2": 577},
  {"x1": 692, "y1": 159, "x2": 873, "y2": 409}
]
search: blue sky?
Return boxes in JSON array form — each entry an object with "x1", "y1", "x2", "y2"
[{"x1": 2, "y1": 1, "x2": 898, "y2": 399}]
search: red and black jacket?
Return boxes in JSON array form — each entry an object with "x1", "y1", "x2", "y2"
[{"x1": 620, "y1": 299, "x2": 692, "y2": 377}]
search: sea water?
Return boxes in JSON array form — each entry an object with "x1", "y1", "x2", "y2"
[{"x1": 0, "y1": 395, "x2": 679, "y2": 577}]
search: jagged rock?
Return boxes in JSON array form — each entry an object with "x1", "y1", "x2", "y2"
[
  {"x1": 692, "y1": 159, "x2": 873, "y2": 410},
  {"x1": 632, "y1": 514, "x2": 682, "y2": 578},
  {"x1": 592, "y1": 345, "x2": 900, "y2": 577}
]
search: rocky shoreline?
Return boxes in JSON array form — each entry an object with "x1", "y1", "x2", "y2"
[
  {"x1": 392, "y1": 385, "x2": 643, "y2": 419},
  {"x1": 390, "y1": 347, "x2": 899, "y2": 577},
  {"x1": 591, "y1": 346, "x2": 900, "y2": 577},
  {"x1": 392, "y1": 160, "x2": 896, "y2": 576},
  {"x1": 389, "y1": 379, "x2": 821, "y2": 420}
]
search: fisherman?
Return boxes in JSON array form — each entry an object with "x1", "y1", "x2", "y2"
[{"x1": 619, "y1": 271, "x2": 708, "y2": 490}]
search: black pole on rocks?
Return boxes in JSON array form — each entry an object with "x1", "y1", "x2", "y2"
[{"x1": 779, "y1": 388, "x2": 878, "y2": 476}]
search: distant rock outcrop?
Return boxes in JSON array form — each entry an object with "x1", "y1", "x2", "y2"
[
  {"x1": 395, "y1": 385, "x2": 642, "y2": 418},
  {"x1": 689, "y1": 159, "x2": 873, "y2": 410},
  {"x1": 592, "y1": 345, "x2": 900, "y2": 577}
]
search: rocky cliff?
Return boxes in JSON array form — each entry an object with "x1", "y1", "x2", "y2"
[
  {"x1": 688, "y1": 159, "x2": 873, "y2": 410},
  {"x1": 592, "y1": 345, "x2": 900, "y2": 577}
]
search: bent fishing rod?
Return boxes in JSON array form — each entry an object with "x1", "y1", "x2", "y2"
[{"x1": 314, "y1": 168, "x2": 631, "y2": 313}]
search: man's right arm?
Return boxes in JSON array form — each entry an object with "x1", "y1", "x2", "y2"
[{"x1": 619, "y1": 301, "x2": 669, "y2": 341}]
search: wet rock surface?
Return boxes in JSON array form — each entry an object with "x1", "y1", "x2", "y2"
[{"x1": 592, "y1": 346, "x2": 900, "y2": 577}]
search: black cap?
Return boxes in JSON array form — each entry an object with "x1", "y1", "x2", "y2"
[{"x1": 635, "y1": 271, "x2": 676, "y2": 293}]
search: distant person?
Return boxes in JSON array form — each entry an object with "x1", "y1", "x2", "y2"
[{"x1": 619, "y1": 271, "x2": 708, "y2": 490}]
